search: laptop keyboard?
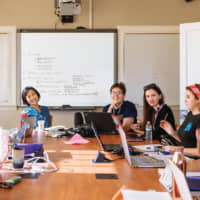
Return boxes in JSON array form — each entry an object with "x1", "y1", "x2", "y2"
[
  {"x1": 103, "y1": 144, "x2": 132, "y2": 152},
  {"x1": 103, "y1": 144, "x2": 121, "y2": 151},
  {"x1": 130, "y1": 156, "x2": 165, "y2": 168}
]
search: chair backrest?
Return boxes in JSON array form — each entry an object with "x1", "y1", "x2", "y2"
[
  {"x1": 49, "y1": 115, "x2": 53, "y2": 127},
  {"x1": 74, "y1": 112, "x2": 84, "y2": 128}
]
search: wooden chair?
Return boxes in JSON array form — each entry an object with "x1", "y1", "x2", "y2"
[{"x1": 49, "y1": 115, "x2": 53, "y2": 127}]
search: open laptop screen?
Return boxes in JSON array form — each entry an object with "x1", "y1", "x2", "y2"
[
  {"x1": 15, "y1": 122, "x2": 29, "y2": 142},
  {"x1": 91, "y1": 122, "x2": 105, "y2": 151},
  {"x1": 84, "y1": 112, "x2": 117, "y2": 134},
  {"x1": 23, "y1": 116, "x2": 36, "y2": 137},
  {"x1": 112, "y1": 115, "x2": 132, "y2": 165}
]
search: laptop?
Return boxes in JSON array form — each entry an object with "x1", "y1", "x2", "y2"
[
  {"x1": 12, "y1": 122, "x2": 29, "y2": 143},
  {"x1": 23, "y1": 116, "x2": 36, "y2": 137},
  {"x1": 112, "y1": 115, "x2": 165, "y2": 168},
  {"x1": 84, "y1": 112, "x2": 117, "y2": 134},
  {"x1": 91, "y1": 122, "x2": 121, "y2": 152}
]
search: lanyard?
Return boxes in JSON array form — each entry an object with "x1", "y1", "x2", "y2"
[
  {"x1": 153, "y1": 104, "x2": 165, "y2": 129},
  {"x1": 112, "y1": 107, "x2": 121, "y2": 116}
]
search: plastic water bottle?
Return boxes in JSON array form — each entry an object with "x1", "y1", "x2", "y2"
[{"x1": 145, "y1": 121, "x2": 152, "y2": 142}]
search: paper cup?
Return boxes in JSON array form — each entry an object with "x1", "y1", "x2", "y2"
[{"x1": 38, "y1": 120, "x2": 45, "y2": 131}]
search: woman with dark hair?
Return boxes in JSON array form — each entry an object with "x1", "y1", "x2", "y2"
[
  {"x1": 161, "y1": 84, "x2": 200, "y2": 155},
  {"x1": 21, "y1": 86, "x2": 50, "y2": 129},
  {"x1": 103, "y1": 82, "x2": 137, "y2": 132},
  {"x1": 131, "y1": 83, "x2": 176, "y2": 142}
]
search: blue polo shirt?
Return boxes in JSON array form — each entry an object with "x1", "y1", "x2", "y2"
[{"x1": 103, "y1": 100, "x2": 137, "y2": 123}]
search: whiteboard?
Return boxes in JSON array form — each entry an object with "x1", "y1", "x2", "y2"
[
  {"x1": 18, "y1": 30, "x2": 117, "y2": 107},
  {"x1": 123, "y1": 33, "x2": 179, "y2": 106}
]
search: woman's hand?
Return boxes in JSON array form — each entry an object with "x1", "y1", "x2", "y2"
[
  {"x1": 130, "y1": 123, "x2": 140, "y2": 130},
  {"x1": 130, "y1": 123, "x2": 144, "y2": 135},
  {"x1": 160, "y1": 120, "x2": 176, "y2": 136}
]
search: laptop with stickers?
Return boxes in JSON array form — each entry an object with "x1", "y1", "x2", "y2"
[{"x1": 23, "y1": 116, "x2": 36, "y2": 137}]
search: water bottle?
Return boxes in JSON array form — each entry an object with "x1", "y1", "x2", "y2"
[{"x1": 145, "y1": 121, "x2": 152, "y2": 142}]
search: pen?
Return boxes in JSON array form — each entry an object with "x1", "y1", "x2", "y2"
[{"x1": 164, "y1": 113, "x2": 168, "y2": 120}]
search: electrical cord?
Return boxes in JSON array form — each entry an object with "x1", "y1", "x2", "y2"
[{"x1": 25, "y1": 151, "x2": 58, "y2": 173}]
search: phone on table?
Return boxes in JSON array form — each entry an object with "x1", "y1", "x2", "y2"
[{"x1": 18, "y1": 173, "x2": 40, "y2": 179}]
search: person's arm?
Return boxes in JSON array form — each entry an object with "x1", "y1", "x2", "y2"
[
  {"x1": 160, "y1": 120, "x2": 181, "y2": 142},
  {"x1": 103, "y1": 103, "x2": 117, "y2": 113},
  {"x1": 123, "y1": 117, "x2": 134, "y2": 132},
  {"x1": 130, "y1": 123, "x2": 144, "y2": 135},
  {"x1": 107, "y1": 102, "x2": 116, "y2": 113},
  {"x1": 183, "y1": 129, "x2": 200, "y2": 156},
  {"x1": 123, "y1": 102, "x2": 138, "y2": 132}
]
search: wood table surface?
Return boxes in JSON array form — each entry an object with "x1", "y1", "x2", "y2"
[{"x1": 0, "y1": 134, "x2": 169, "y2": 200}]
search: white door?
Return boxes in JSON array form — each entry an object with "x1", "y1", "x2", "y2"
[
  {"x1": 0, "y1": 26, "x2": 16, "y2": 107},
  {"x1": 180, "y1": 22, "x2": 200, "y2": 122}
]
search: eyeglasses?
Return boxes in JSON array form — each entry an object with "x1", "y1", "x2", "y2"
[{"x1": 111, "y1": 91, "x2": 123, "y2": 95}]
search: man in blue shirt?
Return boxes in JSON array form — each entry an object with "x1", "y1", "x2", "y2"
[{"x1": 103, "y1": 82, "x2": 137, "y2": 132}]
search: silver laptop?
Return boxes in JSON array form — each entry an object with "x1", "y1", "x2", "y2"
[
  {"x1": 23, "y1": 116, "x2": 36, "y2": 137},
  {"x1": 12, "y1": 122, "x2": 29, "y2": 143},
  {"x1": 112, "y1": 115, "x2": 165, "y2": 168}
]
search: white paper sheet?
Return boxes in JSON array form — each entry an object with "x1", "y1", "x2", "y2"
[
  {"x1": 121, "y1": 190, "x2": 172, "y2": 200},
  {"x1": 166, "y1": 159, "x2": 192, "y2": 200},
  {"x1": 133, "y1": 144, "x2": 164, "y2": 151}
]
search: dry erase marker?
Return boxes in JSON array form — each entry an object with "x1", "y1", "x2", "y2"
[
  {"x1": 164, "y1": 113, "x2": 168, "y2": 120},
  {"x1": 5, "y1": 176, "x2": 21, "y2": 185}
]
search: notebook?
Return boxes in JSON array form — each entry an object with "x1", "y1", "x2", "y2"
[
  {"x1": 186, "y1": 176, "x2": 200, "y2": 191},
  {"x1": 84, "y1": 112, "x2": 117, "y2": 134},
  {"x1": 112, "y1": 115, "x2": 165, "y2": 168}
]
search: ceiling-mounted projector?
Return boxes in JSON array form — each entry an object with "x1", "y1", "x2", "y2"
[{"x1": 55, "y1": 0, "x2": 81, "y2": 23}]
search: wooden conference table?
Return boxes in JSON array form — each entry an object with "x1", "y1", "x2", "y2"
[{"x1": 0, "y1": 134, "x2": 179, "y2": 200}]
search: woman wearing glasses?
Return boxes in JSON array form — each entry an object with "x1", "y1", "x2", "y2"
[
  {"x1": 131, "y1": 83, "x2": 177, "y2": 144},
  {"x1": 103, "y1": 82, "x2": 137, "y2": 132}
]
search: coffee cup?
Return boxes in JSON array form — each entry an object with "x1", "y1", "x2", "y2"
[{"x1": 12, "y1": 147, "x2": 24, "y2": 169}]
